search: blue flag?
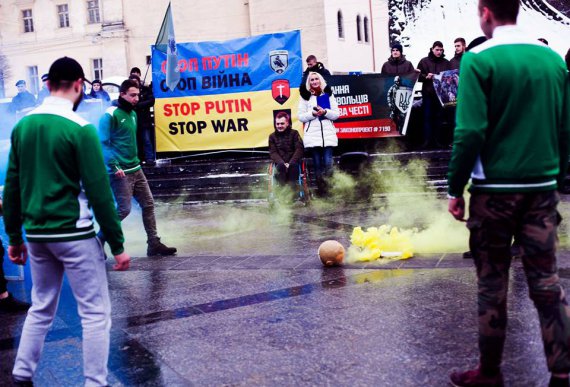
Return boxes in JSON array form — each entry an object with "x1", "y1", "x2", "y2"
[{"x1": 155, "y1": 3, "x2": 180, "y2": 91}]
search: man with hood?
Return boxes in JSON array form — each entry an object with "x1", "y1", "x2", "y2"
[
  {"x1": 268, "y1": 111, "x2": 304, "y2": 188},
  {"x1": 417, "y1": 41, "x2": 451, "y2": 148},
  {"x1": 381, "y1": 43, "x2": 416, "y2": 76}
]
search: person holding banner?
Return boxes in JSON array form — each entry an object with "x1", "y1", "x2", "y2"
[{"x1": 298, "y1": 72, "x2": 340, "y2": 197}]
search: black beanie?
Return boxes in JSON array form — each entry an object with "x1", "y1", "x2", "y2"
[{"x1": 391, "y1": 43, "x2": 403, "y2": 53}]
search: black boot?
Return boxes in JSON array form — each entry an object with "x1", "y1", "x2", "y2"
[
  {"x1": 0, "y1": 294, "x2": 30, "y2": 314},
  {"x1": 147, "y1": 238, "x2": 177, "y2": 257}
]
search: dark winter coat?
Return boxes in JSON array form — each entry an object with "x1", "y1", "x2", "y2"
[
  {"x1": 300, "y1": 62, "x2": 332, "y2": 100},
  {"x1": 268, "y1": 127, "x2": 304, "y2": 165},
  {"x1": 134, "y1": 84, "x2": 155, "y2": 129},
  {"x1": 417, "y1": 51, "x2": 451, "y2": 98},
  {"x1": 10, "y1": 91, "x2": 36, "y2": 114},
  {"x1": 449, "y1": 53, "x2": 463, "y2": 70},
  {"x1": 380, "y1": 55, "x2": 415, "y2": 75}
]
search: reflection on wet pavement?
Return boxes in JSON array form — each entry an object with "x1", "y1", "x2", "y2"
[{"x1": 3, "y1": 197, "x2": 570, "y2": 386}]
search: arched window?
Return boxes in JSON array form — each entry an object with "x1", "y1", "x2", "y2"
[
  {"x1": 337, "y1": 10, "x2": 344, "y2": 39},
  {"x1": 364, "y1": 16, "x2": 369, "y2": 43},
  {"x1": 356, "y1": 15, "x2": 362, "y2": 42}
]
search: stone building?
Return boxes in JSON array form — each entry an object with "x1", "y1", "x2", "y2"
[{"x1": 0, "y1": 0, "x2": 389, "y2": 98}]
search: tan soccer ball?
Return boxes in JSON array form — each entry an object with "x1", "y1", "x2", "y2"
[{"x1": 318, "y1": 240, "x2": 345, "y2": 267}]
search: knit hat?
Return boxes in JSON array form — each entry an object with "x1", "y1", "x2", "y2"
[
  {"x1": 15, "y1": 80, "x2": 25, "y2": 86},
  {"x1": 91, "y1": 79, "x2": 102, "y2": 86},
  {"x1": 47, "y1": 57, "x2": 85, "y2": 83},
  {"x1": 391, "y1": 43, "x2": 403, "y2": 53}
]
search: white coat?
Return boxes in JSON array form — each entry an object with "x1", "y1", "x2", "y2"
[{"x1": 298, "y1": 93, "x2": 340, "y2": 148}]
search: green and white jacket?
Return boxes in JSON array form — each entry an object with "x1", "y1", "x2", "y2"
[
  {"x1": 3, "y1": 96, "x2": 125, "y2": 255},
  {"x1": 448, "y1": 26, "x2": 570, "y2": 197},
  {"x1": 99, "y1": 100, "x2": 141, "y2": 175}
]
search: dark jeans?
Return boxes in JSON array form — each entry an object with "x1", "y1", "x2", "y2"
[
  {"x1": 142, "y1": 125, "x2": 155, "y2": 161},
  {"x1": 274, "y1": 162, "x2": 300, "y2": 186},
  {"x1": 423, "y1": 96, "x2": 443, "y2": 147},
  {"x1": 310, "y1": 147, "x2": 334, "y2": 179},
  {"x1": 468, "y1": 191, "x2": 570, "y2": 374},
  {"x1": 0, "y1": 241, "x2": 7, "y2": 294},
  {"x1": 110, "y1": 169, "x2": 159, "y2": 244}
]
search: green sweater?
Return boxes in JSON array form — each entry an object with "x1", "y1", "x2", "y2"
[
  {"x1": 3, "y1": 96, "x2": 125, "y2": 254},
  {"x1": 99, "y1": 104, "x2": 141, "y2": 174},
  {"x1": 448, "y1": 26, "x2": 570, "y2": 197}
]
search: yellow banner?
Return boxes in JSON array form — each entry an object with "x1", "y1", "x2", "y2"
[{"x1": 155, "y1": 90, "x2": 301, "y2": 152}]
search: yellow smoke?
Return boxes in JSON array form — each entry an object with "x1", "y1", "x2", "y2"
[{"x1": 347, "y1": 225, "x2": 414, "y2": 263}]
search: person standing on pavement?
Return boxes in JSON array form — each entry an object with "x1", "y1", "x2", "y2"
[
  {"x1": 130, "y1": 67, "x2": 156, "y2": 166},
  {"x1": 381, "y1": 43, "x2": 416, "y2": 76},
  {"x1": 99, "y1": 79, "x2": 177, "y2": 257},
  {"x1": 447, "y1": 0, "x2": 570, "y2": 386},
  {"x1": 10, "y1": 80, "x2": 36, "y2": 115},
  {"x1": 298, "y1": 72, "x2": 339, "y2": 197},
  {"x1": 449, "y1": 38, "x2": 467, "y2": 70},
  {"x1": 417, "y1": 41, "x2": 451, "y2": 148},
  {"x1": 3, "y1": 57, "x2": 130, "y2": 386}
]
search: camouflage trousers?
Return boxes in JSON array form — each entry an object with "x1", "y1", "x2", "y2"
[{"x1": 468, "y1": 191, "x2": 570, "y2": 374}]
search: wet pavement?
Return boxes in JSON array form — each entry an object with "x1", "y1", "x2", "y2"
[{"x1": 3, "y1": 195, "x2": 570, "y2": 386}]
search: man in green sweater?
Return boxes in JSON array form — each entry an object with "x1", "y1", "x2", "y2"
[
  {"x1": 4, "y1": 57, "x2": 130, "y2": 386},
  {"x1": 99, "y1": 79, "x2": 176, "y2": 257},
  {"x1": 447, "y1": 1, "x2": 570, "y2": 386}
]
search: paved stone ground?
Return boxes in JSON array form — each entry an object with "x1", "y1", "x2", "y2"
[{"x1": 3, "y1": 195, "x2": 570, "y2": 386}]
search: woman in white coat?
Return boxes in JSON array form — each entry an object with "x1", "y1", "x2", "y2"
[{"x1": 298, "y1": 72, "x2": 340, "y2": 195}]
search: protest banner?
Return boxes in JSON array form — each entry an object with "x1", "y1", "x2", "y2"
[
  {"x1": 433, "y1": 69, "x2": 459, "y2": 107},
  {"x1": 328, "y1": 73, "x2": 419, "y2": 138},
  {"x1": 152, "y1": 31, "x2": 302, "y2": 152}
]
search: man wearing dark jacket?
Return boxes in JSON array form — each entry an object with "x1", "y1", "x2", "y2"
[
  {"x1": 269, "y1": 112, "x2": 304, "y2": 186},
  {"x1": 300, "y1": 55, "x2": 331, "y2": 100},
  {"x1": 10, "y1": 80, "x2": 36, "y2": 115},
  {"x1": 450, "y1": 37, "x2": 467, "y2": 70},
  {"x1": 130, "y1": 68, "x2": 156, "y2": 165},
  {"x1": 381, "y1": 43, "x2": 416, "y2": 76},
  {"x1": 417, "y1": 41, "x2": 451, "y2": 148}
]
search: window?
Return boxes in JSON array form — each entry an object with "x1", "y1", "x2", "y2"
[
  {"x1": 87, "y1": 0, "x2": 100, "y2": 24},
  {"x1": 364, "y1": 16, "x2": 369, "y2": 43},
  {"x1": 356, "y1": 15, "x2": 362, "y2": 42},
  {"x1": 337, "y1": 10, "x2": 344, "y2": 39},
  {"x1": 93, "y1": 58, "x2": 103, "y2": 80},
  {"x1": 58, "y1": 4, "x2": 70, "y2": 28},
  {"x1": 22, "y1": 9, "x2": 34, "y2": 33},
  {"x1": 28, "y1": 66, "x2": 39, "y2": 95}
]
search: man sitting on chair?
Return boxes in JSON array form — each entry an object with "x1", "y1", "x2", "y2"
[{"x1": 269, "y1": 111, "x2": 304, "y2": 189}]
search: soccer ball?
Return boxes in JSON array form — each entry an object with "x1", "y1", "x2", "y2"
[{"x1": 318, "y1": 240, "x2": 345, "y2": 267}]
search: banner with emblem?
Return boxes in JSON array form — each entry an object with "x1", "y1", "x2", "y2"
[
  {"x1": 152, "y1": 31, "x2": 302, "y2": 152},
  {"x1": 327, "y1": 73, "x2": 419, "y2": 138}
]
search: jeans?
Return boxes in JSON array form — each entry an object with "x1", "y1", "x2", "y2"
[
  {"x1": 142, "y1": 125, "x2": 155, "y2": 161},
  {"x1": 468, "y1": 191, "x2": 570, "y2": 374},
  {"x1": 110, "y1": 169, "x2": 159, "y2": 244},
  {"x1": 274, "y1": 162, "x2": 300, "y2": 185},
  {"x1": 310, "y1": 147, "x2": 334, "y2": 179},
  {"x1": 13, "y1": 239, "x2": 111, "y2": 386},
  {"x1": 423, "y1": 96, "x2": 443, "y2": 146}
]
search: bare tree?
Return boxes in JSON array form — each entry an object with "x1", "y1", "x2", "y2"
[{"x1": 0, "y1": 51, "x2": 11, "y2": 98}]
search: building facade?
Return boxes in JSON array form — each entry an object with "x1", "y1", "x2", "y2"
[{"x1": 0, "y1": 0, "x2": 389, "y2": 98}]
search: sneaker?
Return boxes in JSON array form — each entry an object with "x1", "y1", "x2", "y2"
[
  {"x1": 450, "y1": 368, "x2": 504, "y2": 387},
  {"x1": 147, "y1": 239, "x2": 177, "y2": 257},
  {"x1": 0, "y1": 294, "x2": 30, "y2": 314},
  {"x1": 463, "y1": 251, "x2": 473, "y2": 259}
]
